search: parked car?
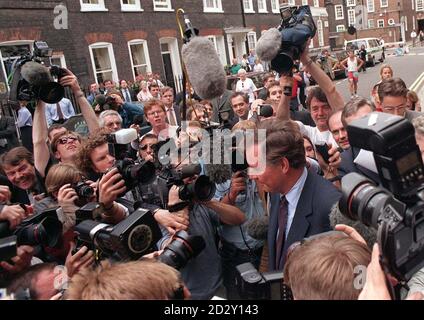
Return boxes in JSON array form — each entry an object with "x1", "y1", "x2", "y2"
[{"x1": 344, "y1": 37, "x2": 385, "y2": 66}]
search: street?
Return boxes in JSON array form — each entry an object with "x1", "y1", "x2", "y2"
[{"x1": 334, "y1": 46, "x2": 424, "y2": 102}]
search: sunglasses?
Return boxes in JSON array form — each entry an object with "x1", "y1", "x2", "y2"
[
  {"x1": 57, "y1": 136, "x2": 78, "y2": 145},
  {"x1": 140, "y1": 143, "x2": 156, "y2": 151}
]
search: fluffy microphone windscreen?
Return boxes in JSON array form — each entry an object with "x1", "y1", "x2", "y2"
[
  {"x1": 256, "y1": 28, "x2": 282, "y2": 62},
  {"x1": 21, "y1": 61, "x2": 53, "y2": 86},
  {"x1": 182, "y1": 37, "x2": 227, "y2": 100}
]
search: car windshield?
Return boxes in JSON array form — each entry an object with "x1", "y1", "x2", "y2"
[{"x1": 347, "y1": 40, "x2": 367, "y2": 50}]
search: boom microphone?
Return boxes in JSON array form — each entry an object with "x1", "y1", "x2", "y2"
[
  {"x1": 256, "y1": 28, "x2": 282, "y2": 63},
  {"x1": 246, "y1": 216, "x2": 268, "y2": 240},
  {"x1": 182, "y1": 35, "x2": 227, "y2": 100}
]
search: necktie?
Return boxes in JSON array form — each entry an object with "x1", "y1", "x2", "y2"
[
  {"x1": 125, "y1": 90, "x2": 131, "y2": 103},
  {"x1": 167, "y1": 108, "x2": 177, "y2": 126},
  {"x1": 56, "y1": 103, "x2": 64, "y2": 121},
  {"x1": 275, "y1": 196, "x2": 288, "y2": 269}
]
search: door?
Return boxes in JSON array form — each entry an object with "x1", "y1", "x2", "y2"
[{"x1": 161, "y1": 43, "x2": 175, "y2": 91}]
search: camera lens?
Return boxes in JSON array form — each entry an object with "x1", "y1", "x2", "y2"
[
  {"x1": 339, "y1": 173, "x2": 392, "y2": 228},
  {"x1": 16, "y1": 216, "x2": 63, "y2": 247},
  {"x1": 75, "y1": 183, "x2": 94, "y2": 198},
  {"x1": 126, "y1": 224, "x2": 154, "y2": 254},
  {"x1": 179, "y1": 175, "x2": 216, "y2": 202}
]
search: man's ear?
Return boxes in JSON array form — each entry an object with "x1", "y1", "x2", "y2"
[{"x1": 281, "y1": 157, "x2": 290, "y2": 174}]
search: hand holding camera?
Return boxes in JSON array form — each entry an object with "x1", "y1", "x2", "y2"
[
  {"x1": 65, "y1": 242, "x2": 95, "y2": 278},
  {"x1": 98, "y1": 168, "x2": 127, "y2": 210},
  {"x1": 0, "y1": 245, "x2": 34, "y2": 274},
  {"x1": 0, "y1": 185, "x2": 11, "y2": 203},
  {"x1": 57, "y1": 184, "x2": 79, "y2": 207},
  {"x1": 227, "y1": 171, "x2": 247, "y2": 205},
  {"x1": 0, "y1": 205, "x2": 30, "y2": 230}
]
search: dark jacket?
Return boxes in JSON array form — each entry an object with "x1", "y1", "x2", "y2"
[{"x1": 0, "y1": 116, "x2": 18, "y2": 152}]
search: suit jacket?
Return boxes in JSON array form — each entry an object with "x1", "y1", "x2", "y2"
[
  {"x1": 120, "y1": 88, "x2": 137, "y2": 102},
  {"x1": 0, "y1": 116, "x2": 18, "y2": 151},
  {"x1": 175, "y1": 91, "x2": 201, "y2": 107},
  {"x1": 165, "y1": 103, "x2": 181, "y2": 126},
  {"x1": 211, "y1": 90, "x2": 235, "y2": 123},
  {"x1": 268, "y1": 170, "x2": 341, "y2": 271},
  {"x1": 338, "y1": 147, "x2": 381, "y2": 184},
  {"x1": 291, "y1": 110, "x2": 315, "y2": 127}
]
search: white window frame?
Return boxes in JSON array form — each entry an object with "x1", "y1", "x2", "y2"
[
  {"x1": 302, "y1": 0, "x2": 309, "y2": 5},
  {"x1": 120, "y1": 0, "x2": 143, "y2": 12},
  {"x1": 417, "y1": 0, "x2": 424, "y2": 11},
  {"x1": 287, "y1": 0, "x2": 295, "y2": 5},
  {"x1": 207, "y1": 35, "x2": 226, "y2": 65},
  {"x1": 404, "y1": 16, "x2": 408, "y2": 31},
  {"x1": 313, "y1": 0, "x2": 319, "y2": 7},
  {"x1": 80, "y1": 0, "x2": 108, "y2": 12},
  {"x1": 88, "y1": 42, "x2": 119, "y2": 84},
  {"x1": 317, "y1": 20, "x2": 324, "y2": 47},
  {"x1": 51, "y1": 54, "x2": 67, "y2": 68},
  {"x1": 347, "y1": 0, "x2": 356, "y2": 6},
  {"x1": 336, "y1": 25, "x2": 346, "y2": 32},
  {"x1": 247, "y1": 31, "x2": 257, "y2": 50},
  {"x1": 380, "y1": 0, "x2": 388, "y2": 8},
  {"x1": 367, "y1": 0, "x2": 375, "y2": 12},
  {"x1": 203, "y1": 0, "x2": 223, "y2": 13},
  {"x1": 377, "y1": 19, "x2": 385, "y2": 27},
  {"x1": 368, "y1": 19, "x2": 375, "y2": 28},
  {"x1": 153, "y1": 0, "x2": 173, "y2": 12},
  {"x1": 271, "y1": 0, "x2": 279, "y2": 13},
  {"x1": 243, "y1": 0, "x2": 255, "y2": 13},
  {"x1": 335, "y1": 5, "x2": 344, "y2": 20},
  {"x1": 348, "y1": 9, "x2": 356, "y2": 26},
  {"x1": 257, "y1": 0, "x2": 268, "y2": 13},
  {"x1": 128, "y1": 40, "x2": 152, "y2": 81}
]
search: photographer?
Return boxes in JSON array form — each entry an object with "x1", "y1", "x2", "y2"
[
  {"x1": 317, "y1": 49, "x2": 338, "y2": 80},
  {"x1": 33, "y1": 68, "x2": 100, "y2": 178},
  {"x1": 106, "y1": 90, "x2": 144, "y2": 129},
  {"x1": 75, "y1": 130, "x2": 189, "y2": 232},
  {"x1": 157, "y1": 175, "x2": 246, "y2": 299}
]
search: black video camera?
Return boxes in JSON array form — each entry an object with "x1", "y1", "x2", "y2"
[
  {"x1": 339, "y1": 112, "x2": 424, "y2": 281},
  {"x1": 74, "y1": 208, "x2": 162, "y2": 261},
  {"x1": 0, "y1": 207, "x2": 63, "y2": 248},
  {"x1": 8, "y1": 41, "x2": 66, "y2": 106},
  {"x1": 235, "y1": 262, "x2": 292, "y2": 300},
  {"x1": 271, "y1": 5, "x2": 317, "y2": 74},
  {"x1": 158, "y1": 230, "x2": 205, "y2": 270}
]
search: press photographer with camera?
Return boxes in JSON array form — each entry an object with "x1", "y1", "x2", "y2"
[
  {"x1": 105, "y1": 90, "x2": 144, "y2": 129},
  {"x1": 157, "y1": 161, "x2": 246, "y2": 299}
]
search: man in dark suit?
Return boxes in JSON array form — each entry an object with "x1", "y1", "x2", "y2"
[
  {"x1": 0, "y1": 114, "x2": 18, "y2": 155},
  {"x1": 211, "y1": 89, "x2": 235, "y2": 124},
  {"x1": 119, "y1": 80, "x2": 136, "y2": 103},
  {"x1": 246, "y1": 119, "x2": 341, "y2": 271},
  {"x1": 161, "y1": 87, "x2": 181, "y2": 126}
]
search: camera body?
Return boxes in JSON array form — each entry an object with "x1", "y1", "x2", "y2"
[
  {"x1": 339, "y1": 112, "x2": 424, "y2": 281},
  {"x1": 74, "y1": 208, "x2": 162, "y2": 261},
  {"x1": 235, "y1": 262, "x2": 292, "y2": 300},
  {"x1": 72, "y1": 181, "x2": 94, "y2": 199},
  {"x1": 271, "y1": 5, "x2": 317, "y2": 74}
]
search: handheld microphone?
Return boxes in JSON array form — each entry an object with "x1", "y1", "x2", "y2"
[{"x1": 246, "y1": 216, "x2": 268, "y2": 240}]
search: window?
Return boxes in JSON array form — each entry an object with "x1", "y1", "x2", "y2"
[
  {"x1": 287, "y1": 0, "x2": 295, "y2": 5},
  {"x1": 336, "y1": 25, "x2": 346, "y2": 32},
  {"x1": 417, "y1": 0, "x2": 424, "y2": 11},
  {"x1": 347, "y1": 0, "x2": 356, "y2": 6},
  {"x1": 271, "y1": 0, "x2": 279, "y2": 13},
  {"x1": 89, "y1": 43, "x2": 118, "y2": 84},
  {"x1": 313, "y1": 0, "x2": 319, "y2": 6},
  {"x1": 128, "y1": 40, "x2": 151, "y2": 80},
  {"x1": 247, "y1": 32, "x2": 257, "y2": 50},
  {"x1": 0, "y1": 41, "x2": 32, "y2": 89},
  {"x1": 80, "y1": 0, "x2": 108, "y2": 12},
  {"x1": 317, "y1": 20, "x2": 324, "y2": 47},
  {"x1": 302, "y1": 0, "x2": 308, "y2": 5},
  {"x1": 51, "y1": 54, "x2": 67, "y2": 68},
  {"x1": 368, "y1": 19, "x2": 375, "y2": 28},
  {"x1": 380, "y1": 0, "x2": 388, "y2": 8},
  {"x1": 367, "y1": 0, "x2": 375, "y2": 12},
  {"x1": 348, "y1": 9, "x2": 356, "y2": 26},
  {"x1": 335, "y1": 5, "x2": 344, "y2": 20},
  {"x1": 377, "y1": 19, "x2": 385, "y2": 27},
  {"x1": 203, "y1": 0, "x2": 223, "y2": 12},
  {"x1": 121, "y1": 0, "x2": 142, "y2": 11},
  {"x1": 207, "y1": 35, "x2": 226, "y2": 65},
  {"x1": 258, "y1": 0, "x2": 267, "y2": 12},
  {"x1": 153, "y1": 0, "x2": 173, "y2": 11},
  {"x1": 243, "y1": 0, "x2": 254, "y2": 13}
]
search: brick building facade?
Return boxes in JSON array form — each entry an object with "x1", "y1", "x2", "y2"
[{"x1": 0, "y1": 0, "x2": 330, "y2": 94}]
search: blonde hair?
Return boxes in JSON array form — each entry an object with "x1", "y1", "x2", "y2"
[
  {"x1": 65, "y1": 259, "x2": 182, "y2": 300},
  {"x1": 45, "y1": 163, "x2": 83, "y2": 195},
  {"x1": 284, "y1": 233, "x2": 371, "y2": 300},
  {"x1": 379, "y1": 64, "x2": 393, "y2": 79},
  {"x1": 232, "y1": 120, "x2": 257, "y2": 132}
]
